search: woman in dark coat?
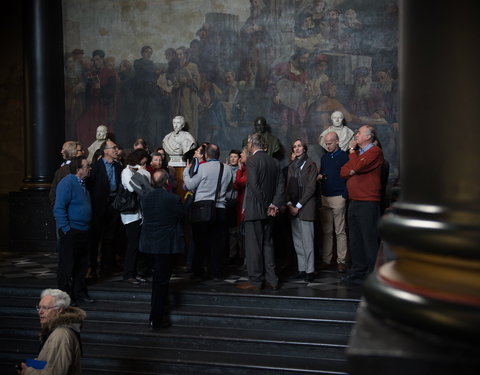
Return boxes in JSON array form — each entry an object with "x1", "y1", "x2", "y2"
[{"x1": 286, "y1": 139, "x2": 318, "y2": 282}]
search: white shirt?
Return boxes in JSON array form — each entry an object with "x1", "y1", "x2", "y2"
[{"x1": 120, "y1": 166, "x2": 151, "y2": 225}]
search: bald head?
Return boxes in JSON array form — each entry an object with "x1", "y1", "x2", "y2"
[
  {"x1": 152, "y1": 169, "x2": 168, "y2": 188},
  {"x1": 324, "y1": 131, "x2": 339, "y2": 153}
]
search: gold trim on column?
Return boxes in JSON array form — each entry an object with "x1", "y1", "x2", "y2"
[{"x1": 378, "y1": 249, "x2": 480, "y2": 305}]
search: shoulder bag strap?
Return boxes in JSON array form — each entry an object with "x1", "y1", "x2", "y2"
[{"x1": 214, "y1": 162, "x2": 224, "y2": 204}]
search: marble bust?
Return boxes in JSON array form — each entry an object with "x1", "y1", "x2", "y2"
[
  {"x1": 87, "y1": 124, "x2": 108, "y2": 162},
  {"x1": 162, "y1": 116, "x2": 196, "y2": 166},
  {"x1": 318, "y1": 111, "x2": 355, "y2": 151}
]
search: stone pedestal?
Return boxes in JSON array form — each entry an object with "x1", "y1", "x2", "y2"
[
  {"x1": 348, "y1": 301, "x2": 480, "y2": 375},
  {"x1": 9, "y1": 191, "x2": 56, "y2": 252}
]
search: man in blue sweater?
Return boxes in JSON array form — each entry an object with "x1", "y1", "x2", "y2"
[
  {"x1": 318, "y1": 132, "x2": 349, "y2": 273},
  {"x1": 54, "y1": 156, "x2": 94, "y2": 305}
]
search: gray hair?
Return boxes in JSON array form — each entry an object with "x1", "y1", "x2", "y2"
[
  {"x1": 247, "y1": 132, "x2": 267, "y2": 151},
  {"x1": 40, "y1": 288, "x2": 71, "y2": 309},
  {"x1": 62, "y1": 141, "x2": 78, "y2": 160}
]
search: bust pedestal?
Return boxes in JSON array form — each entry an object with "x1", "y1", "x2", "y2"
[{"x1": 168, "y1": 155, "x2": 187, "y2": 167}]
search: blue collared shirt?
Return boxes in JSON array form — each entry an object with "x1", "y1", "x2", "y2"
[
  {"x1": 102, "y1": 158, "x2": 117, "y2": 192},
  {"x1": 359, "y1": 143, "x2": 374, "y2": 155}
]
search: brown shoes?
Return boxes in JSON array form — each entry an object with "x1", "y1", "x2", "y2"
[
  {"x1": 337, "y1": 263, "x2": 347, "y2": 273},
  {"x1": 236, "y1": 282, "x2": 260, "y2": 291}
]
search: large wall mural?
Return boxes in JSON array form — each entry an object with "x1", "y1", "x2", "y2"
[{"x1": 63, "y1": 0, "x2": 399, "y2": 175}]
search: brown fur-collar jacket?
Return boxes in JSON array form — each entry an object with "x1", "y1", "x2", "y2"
[{"x1": 25, "y1": 307, "x2": 86, "y2": 375}]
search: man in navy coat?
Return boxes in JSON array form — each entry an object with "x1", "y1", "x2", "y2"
[{"x1": 139, "y1": 169, "x2": 185, "y2": 329}]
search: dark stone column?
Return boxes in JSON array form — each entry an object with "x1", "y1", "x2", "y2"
[
  {"x1": 22, "y1": 0, "x2": 65, "y2": 190},
  {"x1": 347, "y1": 1, "x2": 480, "y2": 373},
  {"x1": 8, "y1": 0, "x2": 64, "y2": 251}
]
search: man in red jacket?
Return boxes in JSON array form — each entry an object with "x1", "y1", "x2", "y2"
[{"x1": 340, "y1": 125, "x2": 384, "y2": 283}]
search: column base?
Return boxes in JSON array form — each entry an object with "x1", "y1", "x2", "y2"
[{"x1": 347, "y1": 300, "x2": 480, "y2": 375}]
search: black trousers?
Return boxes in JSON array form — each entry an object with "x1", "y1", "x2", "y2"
[
  {"x1": 150, "y1": 253, "x2": 174, "y2": 325},
  {"x1": 347, "y1": 200, "x2": 380, "y2": 277},
  {"x1": 191, "y1": 208, "x2": 227, "y2": 279},
  {"x1": 123, "y1": 219, "x2": 141, "y2": 279},
  {"x1": 89, "y1": 203, "x2": 121, "y2": 276},
  {"x1": 58, "y1": 228, "x2": 90, "y2": 300}
]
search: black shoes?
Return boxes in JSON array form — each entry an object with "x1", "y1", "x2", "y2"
[
  {"x1": 341, "y1": 273, "x2": 365, "y2": 285},
  {"x1": 263, "y1": 282, "x2": 279, "y2": 290},
  {"x1": 125, "y1": 276, "x2": 148, "y2": 285},
  {"x1": 305, "y1": 272, "x2": 316, "y2": 283},
  {"x1": 149, "y1": 320, "x2": 172, "y2": 330},
  {"x1": 288, "y1": 271, "x2": 306, "y2": 280},
  {"x1": 125, "y1": 277, "x2": 140, "y2": 285}
]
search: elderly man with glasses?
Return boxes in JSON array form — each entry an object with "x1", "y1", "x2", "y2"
[
  {"x1": 17, "y1": 289, "x2": 86, "y2": 375},
  {"x1": 86, "y1": 139, "x2": 123, "y2": 281}
]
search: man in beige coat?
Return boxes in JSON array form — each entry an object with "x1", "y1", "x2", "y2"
[{"x1": 18, "y1": 289, "x2": 85, "y2": 375}]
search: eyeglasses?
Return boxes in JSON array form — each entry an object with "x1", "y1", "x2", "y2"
[{"x1": 36, "y1": 305, "x2": 58, "y2": 312}]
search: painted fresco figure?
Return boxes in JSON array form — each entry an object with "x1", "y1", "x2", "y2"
[
  {"x1": 295, "y1": 11, "x2": 319, "y2": 38},
  {"x1": 305, "y1": 54, "x2": 330, "y2": 108},
  {"x1": 319, "y1": 9, "x2": 346, "y2": 50},
  {"x1": 162, "y1": 116, "x2": 196, "y2": 167},
  {"x1": 197, "y1": 74, "x2": 223, "y2": 142},
  {"x1": 298, "y1": 0, "x2": 327, "y2": 28},
  {"x1": 349, "y1": 67, "x2": 387, "y2": 119},
  {"x1": 305, "y1": 80, "x2": 358, "y2": 138},
  {"x1": 64, "y1": 50, "x2": 87, "y2": 139},
  {"x1": 269, "y1": 48, "x2": 310, "y2": 143},
  {"x1": 240, "y1": 0, "x2": 272, "y2": 91},
  {"x1": 115, "y1": 59, "x2": 136, "y2": 147},
  {"x1": 75, "y1": 49, "x2": 118, "y2": 154},
  {"x1": 343, "y1": 9, "x2": 363, "y2": 52},
  {"x1": 171, "y1": 47, "x2": 200, "y2": 140},
  {"x1": 131, "y1": 46, "x2": 170, "y2": 148}
]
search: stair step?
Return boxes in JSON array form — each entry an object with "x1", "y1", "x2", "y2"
[
  {"x1": 1, "y1": 316, "x2": 351, "y2": 347},
  {"x1": 0, "y1": 277, "x2": 358, "y2": 374},
  {"x1": 0, "y1": 295, "x2": 357, "y2": 321},
  {"x1": 0, "y1": 339, "x2": 349, "y2": 375},
  {"x1": 0, "y1": 285, "x2": 360, "y2": 313}
]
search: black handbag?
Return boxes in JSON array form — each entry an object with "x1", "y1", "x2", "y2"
[
  {"x1": 188, "y1": 163, "x2": 224, "y2": 223},
  {"x1": 112, "y1": 183, "x2": 140, "y2": 214}
]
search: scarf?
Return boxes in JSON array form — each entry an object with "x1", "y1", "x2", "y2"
[{"x1": 290, "y1": 153, "x2": 308, "y2": 204}]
